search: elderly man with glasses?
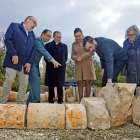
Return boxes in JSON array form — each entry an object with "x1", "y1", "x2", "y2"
[
  {"x1": 83, "y1": 36, "x2": 128, "y2": 87},
  {"x1": 26, "y1": 29, "x2": 61, "y2": 106},
  {"x1": 0, "y1": 16, "x2": 37, "y2": 104}
]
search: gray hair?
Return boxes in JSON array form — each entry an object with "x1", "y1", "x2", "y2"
[
  {"x1": 125, "y1": 25, "x2": 140, "y2": 39},
  {"x1": 24, "y1": 16, "x2": 33, "y2": 22}
]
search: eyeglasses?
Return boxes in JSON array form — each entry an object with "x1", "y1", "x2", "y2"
[
  {"x1": 127, "y1": 33, "x2": 136, "y2": 37},
  {"x1": 30, "y1": 19, "x2": 37, "y2": 27},
  {"x1": 45, "y1": 34, "x2": 51, "y2": 39}
]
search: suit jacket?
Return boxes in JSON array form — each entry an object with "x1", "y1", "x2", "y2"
[
  {"x1": 3, "y1": 22, "x2": 36, "y2": 74},
  {"x1": 95, "y1": 37, "x2": 128, "y2": 79},
  {"x1": 30, "y1": 37, "x2": 53, "y2": 76}
]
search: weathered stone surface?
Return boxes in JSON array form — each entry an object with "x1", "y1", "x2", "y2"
[
  {"x1": 76, "y1": 87, "x2": 79, "y2": 102},
  {"x1": 24, "y1": 92, "x2": 29, "y2": 102},
  {"x1": 133, "y1": 96, "x2": 140, "y2": 126},
  {"x1": 90, "y1": 87, "x2": 94, "y2": 97},
  {"x1": 136, "y1": 87, "x2": 140, "y2": 97},
  {"x1": 81, "y1": 97, "x2": 111, "y2": 130},
  {"x1": 94, "y1": 87, "x2": 102, "y2": 97},
  {"x1": 65, "y1": 104, "x2": 87, "y2": 129},
  {"x1": 63, "y1": 87, "x2": 66, "y2": 102},
  {"x1": 54, "y1": 87, "x2": 58, "y2": 101},
  {"x1": 83, "y1": 87, "x2": 86, "y2": 97},
  {"x1": 8, "y1": 92, "x2": 17, "y2": 102},
  {"x1": 45, "y1": 92, "x2": 48, "y2": 102},
  {"x1": 127, "y1": 104, "x2": 133, "y2": 117},
  {"x1": 40, "y1": 85, "x2": 48, "y2": 93},
  {"x1": 27, "y1": 103, "x2": 65, "y2": 129},
  {"x1": 40, "y1": 94, "x2": 46, "y2": 102},
  {"x1": 99, "y1": 83, "x2": 136, "y2": 127},
  {"x1": 0, "y1": 104, "x2": 27, "y2": 129},
  {"x1": 66, "y1": 86, "x2": 76, "y2": 102},
  {"x1": 0, "y1": 87, "x2": 17, "y2": 102}
]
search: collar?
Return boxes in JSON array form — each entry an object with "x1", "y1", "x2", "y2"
[
  {"x1": 23, "y1": 23, "x2": 28, "y2": 36},
  {"x1": 53, "y1": 40, "x2": 61, "y2": 45}
]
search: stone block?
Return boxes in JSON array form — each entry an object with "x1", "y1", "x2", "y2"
[
  {"x1": 0, "y1": 104, "x2": 27, "y2": 129},
  {"x1": 133, "y1": 96, "x2": 140, "y2": 126},
  {"x1": 65, "y1": 104, "x2": 87, "y2": 129},
  {"x1": 24, "y1": 92, "x2": 29, "y2": 102},
  {"x1": 63, "y1": 87, "x2": 66, "y2": 102},
  {"x1": 81, "y1": 97, "x2": 110, "y2": 130},
  {"x1": 45, "y1": 92, "x2": 48, "y2": 102},
  {"x1": 76, "y1": 87, "x2": 79, "y2": 102},
  {"x1": 8, "y1": 92, "x2": 17, "y2": 102},
  {"x1": 136, "y1": 87, "x2": 140, "y2": 97},
  {"x1": 40, "y1": 94, "x2": 46, "y2": 102},
  {"x1": 27, "y1": 103, "x2": 65, "y2": 129},
  {"x1": 94, "y1": 87, "x2": 102, "y2": 97},
  {"x1": 99, "y1": 83, "x2": 136, "y2": 127},
  {"x1": 40, "y1": 85, "x2": 48, "y2": 93},
  {"x1": 66, "y1": 86, "x2": 76, "y2": 102}
]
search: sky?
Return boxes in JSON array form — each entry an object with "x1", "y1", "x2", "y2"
[{"x1": 0, "y1": 0, "x2": 140, "y2": 59}]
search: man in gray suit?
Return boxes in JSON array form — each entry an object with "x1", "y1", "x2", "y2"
[{"x1": 26, "y1": 29, "x2": 61, "y2": 106}]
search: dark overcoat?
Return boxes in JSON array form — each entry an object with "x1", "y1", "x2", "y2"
[
  {"x1": 122, "y1": 36, "x2": 140, "y2": 85},
  {"x1": 3, "y1": 22, "x2": 36, "y2": 74},
  {"x1": 44, "y1": 41, "x2": 68, "y2": 87}
]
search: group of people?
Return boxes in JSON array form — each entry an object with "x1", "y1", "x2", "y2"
[{"x1": 0, "y1": 15, "x2": 139, "y2": 105}]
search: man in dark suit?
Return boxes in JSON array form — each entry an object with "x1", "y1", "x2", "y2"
[
  {"x1": 0, "y1": 16, "x2": 37, "y2": 104},
  {"x1": 83, "y1": 36, "x2": 128, "y2": 87},
  {"x1": 45, "y1": 31, "x2": 68, "y2": 104}
]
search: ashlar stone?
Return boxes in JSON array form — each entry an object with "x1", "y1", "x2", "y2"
[
  {"x1": 65, "y1": 104, "x2": 87, "y2": 129},
  {"x1": 81, "y1": 97, "x2": 111, "y2": 130},
  {"x1": 133, "y1": 96, "x2": 140, "y2": 126},
  {"x1": 0, "y1": 104, "x2": 27, "y2": 129},
  {"x1": 99, "y1": 83, "x2": 136, "y2": 127},
  {"x1": 27, "y1": 103, "x2": 65, "y2": 129}
]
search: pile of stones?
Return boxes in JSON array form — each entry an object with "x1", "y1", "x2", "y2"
[{"x1": 0, "y1": 83, "x2": 139, "y2": 131}]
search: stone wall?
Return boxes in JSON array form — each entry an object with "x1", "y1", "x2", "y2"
[{"x1": 0, "y1": 83, "x2": 139, "y2": 130}]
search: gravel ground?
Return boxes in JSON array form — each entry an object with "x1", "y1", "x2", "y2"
[{"x1": 0, "y1": 121, "x2": 140, "y2": 140}]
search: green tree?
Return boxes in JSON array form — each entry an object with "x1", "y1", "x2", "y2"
[
  {"x1": 91, "y1": 59, "x2": 102, "y2": 87},
  {"x1": 65, "y1": 58, "x2": 75, "y2": 79},
  {"x1": 0, "y1": 32, "x2": 6, "y2": 87}
]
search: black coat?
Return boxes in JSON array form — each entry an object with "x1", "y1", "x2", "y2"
[
  {"x1": 122, "y1": 36, "x2": 140, "y2": 85},
  {"x1": 44, "y1": 41, "x2": 68, "y2": 87}
]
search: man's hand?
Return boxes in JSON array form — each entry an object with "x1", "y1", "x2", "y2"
[
  {"x1": 51, "y1": 59, "x2": 62, "y2": 68},
  {"x1": 101, "y1": 69, "x2": 104, "y2": 76},
  {"x1": 12, "y1": 56, "x2": 18, "y2": 64},
  {"x1": 24, "y1": 63, "x2": 31, "y2": 73},
  {"x1": 77, "y1": 56, "x2": 82, "y2": 62}
]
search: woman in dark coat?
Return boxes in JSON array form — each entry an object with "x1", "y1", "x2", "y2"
[{"x1": 122, "y1": 25, "x2": 140, "y2": 88}]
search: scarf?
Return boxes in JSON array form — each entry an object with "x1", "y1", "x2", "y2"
[{"x1": 129, "y1": 36, "x2": 139, "y2": 46}]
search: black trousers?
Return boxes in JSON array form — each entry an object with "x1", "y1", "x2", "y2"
[
  {"x1": 102, "y1": 60, "x2": 127, "y2": 87},
  {"x1": 48, "y1": 86, "x2": 63, "y2": 103}
]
